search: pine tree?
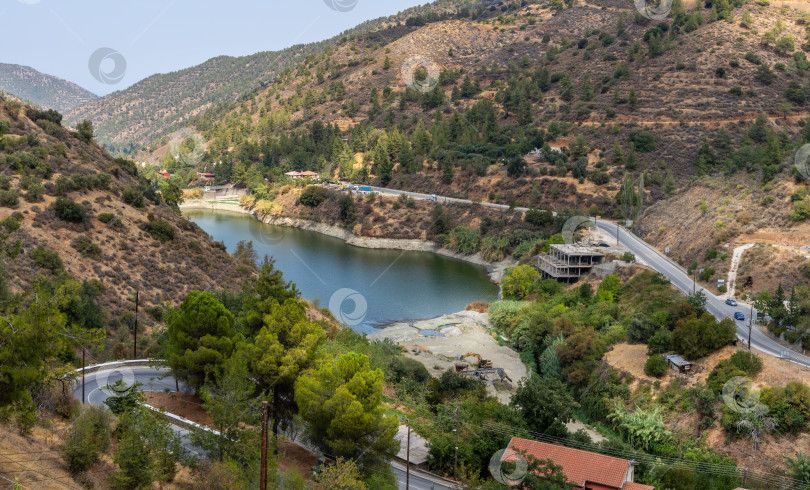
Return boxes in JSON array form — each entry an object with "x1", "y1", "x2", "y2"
[
  {"x1": 580, "y1": 75, "x2": 594, "y2": 101},
  {"x1": 626, "y1": 147, "x2": 638, "y2": 170},
  {"x1": 628, "y1": 88, "x2": 639, "y2": 111},
  {"x1": 612, "y1": 141, "x2": 625, "y2": 166},
  {"x1": 663, "y1": 172, "x2": 676, "y2": 195},
  {"x1": 295, "y1": 353, "x2": 399, "y2": 473}
]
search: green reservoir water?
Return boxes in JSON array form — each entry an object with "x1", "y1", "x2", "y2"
[{"x1": 185, "y1": 210, "x2": 499, "y2": 333}]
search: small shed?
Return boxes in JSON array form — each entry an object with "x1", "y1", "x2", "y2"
[{"x1": 665, "y1": 354, "x2": 692, "y2": 374}]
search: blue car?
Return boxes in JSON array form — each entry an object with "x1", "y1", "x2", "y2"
[
  {"x1": 734, "y1": 312, "x2": 745, "y2": 321},
  {"x1": 725, "y1": 299, "x2": 737, "y2": 306}
]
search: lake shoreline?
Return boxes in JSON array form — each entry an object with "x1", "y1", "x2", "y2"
[{"x1": 180, "y1": 200, "x2": 516, "y2": 284}]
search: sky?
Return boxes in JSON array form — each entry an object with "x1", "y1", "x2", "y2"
[{"x1": 3, "y1": 0, "x2": 429, "y2": 96}]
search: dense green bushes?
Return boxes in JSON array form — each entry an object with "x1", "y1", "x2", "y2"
[
  {"x1": 644, "y1": 355, "x2": 668, "y2": 377},
  {"x1": 448, "y1": 226, "x2": 479, "y2": 254},
  {"x1": 30, "y1": 246, "x2": 63, "y2": 272},
  {"x1": 54, "y1": 197, "x2": 87, "y2": 223},
  {"x1": 501, "y1": 265, "x2": 540, "y2": 300},
  {"x1": 761, "y1": 382, "x2": 810, "y2": 434},
  {"x1": 146, "y1": 219, "x2": 175, "y2": 242},
  {"x1": 55, "y1": 173, "x2": 111, "y2": 195},
  {"x1": 122, "y1": 187, "x2": 145, "y2": 208},
  {"x1": 299, "y1": 186, "x2": 329, "y2": 207},
  {"x1": 488, "y1": 300, "x2": 532, "y2": 333},
  {"x1": 672, "y1": 314, "x2": 736, "y2": 359},
  {"x1": 63, "y1": 405, "x2": 113, "y2": 474},
  {"x1": 0, "y1": 189, "x2": 18, "y2": 207},
  {"x1": 707, "y1": 351, "x2": 763, "y2": 393},
  {"x1": 98, "y1": 212, "x2": 115, "y2": 223}
]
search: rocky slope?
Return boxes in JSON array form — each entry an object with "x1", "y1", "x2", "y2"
[{"x1": 0, "y1": 95, "x2": 251, "y2": 322}]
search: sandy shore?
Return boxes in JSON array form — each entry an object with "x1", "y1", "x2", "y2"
[{"x1": 180, "y1": 200, "x2": 516, "y2": 283}]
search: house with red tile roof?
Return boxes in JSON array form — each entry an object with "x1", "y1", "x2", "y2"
[{"x1": 503, "y1": 438, "x2": 654, "y2": 490}]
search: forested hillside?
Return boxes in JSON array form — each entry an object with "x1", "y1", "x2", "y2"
[
  {"x1": 157, "y1": 0, "x2": 810, "y2": 291},
  {"x1": 62, "y1": 0, "x2": 488, "y2": 150}
]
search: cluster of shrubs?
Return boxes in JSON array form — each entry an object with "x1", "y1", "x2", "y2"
[
  {"x1": 3, "y1": 151, "x2": 53, "y2": 180},
  {"x1": 145, "y1": 219, "x2": 175, "y2": 242},
  {"x1": 0, "y1": 189, "x2": 18, "y2": 207},
  {"x1": 299, "y1": 186, "x2": 330, "y2": 207},
  {"x1": 74, "y1": 236, "x2": 101, "y2": 258},
  {"x1": 122, "y1": 185, "x2": 161, "y2": 208},
  {"x1": 30, "y1": 246, "x2": 63, "y2": 272},
  {"x1": 644, "y1": 354, "x2": 669, "y2": 377},
  {"x1": 55, "y1": 173, "x2": 111, "y2": 195},
  {"x1": 54, "y1": 198, "x2": 87, "y2": 223}
]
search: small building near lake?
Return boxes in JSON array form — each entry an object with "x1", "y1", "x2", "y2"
[{"x1": 665, "y1": 354, "x2": 693, "y2": 374}]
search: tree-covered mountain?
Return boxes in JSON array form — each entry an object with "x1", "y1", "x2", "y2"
[
  {"x1": 62, "y1": 0, "x2": 507, "y2": 152},
  {"x1": 129, "y1": 0, "x2": 810, "y2": 296},
  {"x1": 0, "y1": 63, "x2": 96, "y2": 113}
]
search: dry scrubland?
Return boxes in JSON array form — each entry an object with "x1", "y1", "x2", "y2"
[{"x1": 605, "y1": 342, "x2": 810, "y2": 476}]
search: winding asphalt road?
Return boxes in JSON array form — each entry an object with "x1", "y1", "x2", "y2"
[
  {"x1": 596, "y1": 220, "x2": 810, "y2": 367},
  {"x1": 345, "y1": 183, "x2": 530, "y2": 213},
  {"x1": 71, "y1": 366, "x2": 455, "y2": 490},
  {"x1": 344, "y1": 184, "x2": 810, "y2": 366}
]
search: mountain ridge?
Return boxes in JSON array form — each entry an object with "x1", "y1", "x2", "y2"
[{"x1": 0, "y1": 63, "x2": 97, "y2": 114}]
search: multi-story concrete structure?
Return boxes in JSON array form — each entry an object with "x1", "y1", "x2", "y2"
[{"x1": 536, "y1": 244, "x2": 606, "y2": 283}]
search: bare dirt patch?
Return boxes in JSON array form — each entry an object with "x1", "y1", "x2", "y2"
[
  {"x1": 368, "y1": 311, "x2": 528, "y2": 404},
  {"x1": 144, "y1": 391, "x2": 211, "y2": 427}
]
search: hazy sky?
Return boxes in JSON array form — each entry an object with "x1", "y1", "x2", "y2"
[{"x1": 3, "y1": 0, "x2": 428, "y2": 95}]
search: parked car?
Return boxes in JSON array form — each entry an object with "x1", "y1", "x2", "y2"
[
  {"x1": 734, "y1": 312, "x2": 745, "y2": 321},
  {"x1": 725, "y1": 299, "x2": 737, "y2": 306}
]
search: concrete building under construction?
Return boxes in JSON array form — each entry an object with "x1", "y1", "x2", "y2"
[{"x1": 536, "y1": 244, "x2": 606, "y2": 283}]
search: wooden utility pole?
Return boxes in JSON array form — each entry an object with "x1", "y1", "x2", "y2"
[
  {"x1": 406, "y1": 424, "x2": 411, "y2": 490},
  {"x1": 748, "y1": 304, "x2": 754, "y2": 352},
  {"x1": 454, "y1": 405, "x2": 460, "y2": 482},
  {"x1": 742, "y1": 467, "x2": 749, "y2": 487},
  {"x1": 693, "y1": 271, "x2": 697, "y2": 296},
  {"x1": 261, "y1": 401, "x2": 268, "y2": 490},
  {"x1": 81, "y1": 347, "x2": 85, "y2": 405},
  {"x1": 133, "y1": 291, "x2": 139, "y2": 360},
  {"x1": 616, "y1": 223, "x2": 620, "y2": 246}
]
